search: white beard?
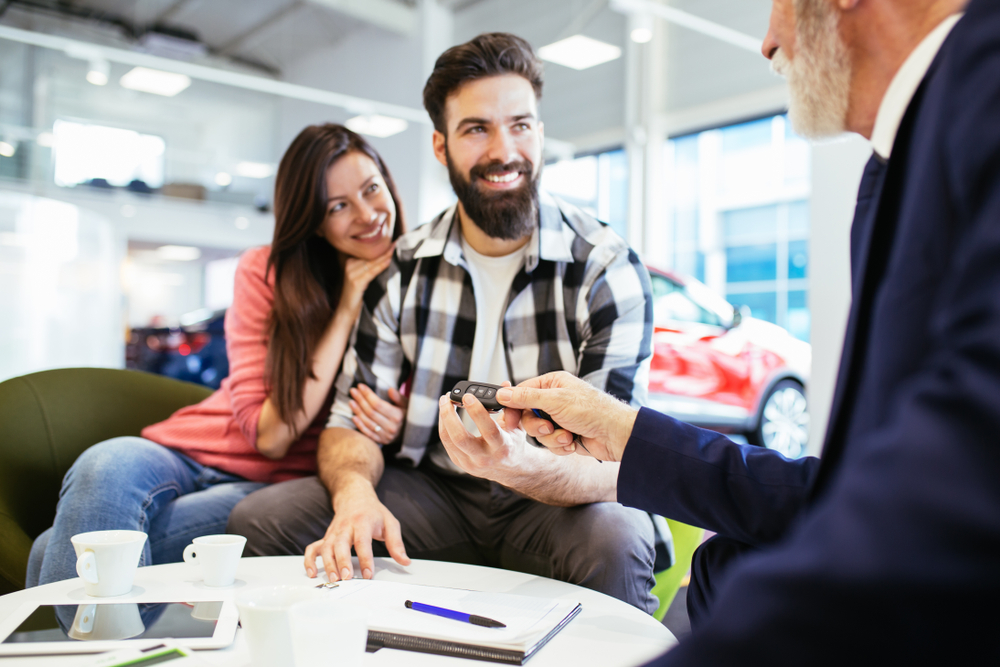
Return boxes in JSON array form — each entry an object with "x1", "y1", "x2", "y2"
[{"x1": 772, "y1": 0, "x2": 852, "y2": 138}]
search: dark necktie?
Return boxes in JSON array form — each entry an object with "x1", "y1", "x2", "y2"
[{"x1": 848, "y1": 153, "x2": 889, "y2": 290}]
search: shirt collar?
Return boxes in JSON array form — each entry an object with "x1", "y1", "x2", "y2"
[
  {"x1": 412, "y1": 190, "x2": 575, "y2": 272},
  {"x1": 870, "y1": 13, "x2": 962, "y2": 159}
]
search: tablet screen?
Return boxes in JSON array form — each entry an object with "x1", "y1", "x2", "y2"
[{"x1": 2, "y1": 602, "x2": 221, "y2": 644}]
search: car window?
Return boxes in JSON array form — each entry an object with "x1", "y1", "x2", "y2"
[{"x1": 650, "y1": 274, "x2": 723, "y2": 327}]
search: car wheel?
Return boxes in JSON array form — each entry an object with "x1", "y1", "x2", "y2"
[{"x1": 749, "y1": 379, "x2": 810, "y2": 458}]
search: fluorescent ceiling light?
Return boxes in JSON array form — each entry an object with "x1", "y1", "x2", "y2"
[
  {"x1": 120, "y1": 67, "x2": 191, "y2": 96},
  {"x1": 0, "y1": 141, "x2": 14, "y2": 157},
  {"x1": 215, "y1": 172, "x2": 232, "y2": 187},
  {"x1": 538, "y1": 35, "x2": 622, "y2": 70},
  {"x1": 345, "y1": 115, "x2": 409, "y2": 138},
  {"x1": 236, "y1": 161, "x2": 275, "y2": 178},
  {"x1": 157, "y1": 245, "x2": 201, "y2": 261}
]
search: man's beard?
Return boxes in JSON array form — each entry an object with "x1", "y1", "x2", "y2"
[
  {"x1": 446, "y1": 147, "x2": 539, "y2": 242},
  {"x1": 772, "y1": 0, "x2": 852, "y2": 138}
]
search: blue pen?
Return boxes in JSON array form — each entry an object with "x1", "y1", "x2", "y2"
[{"x1": 404, "y1": 600, "x2": 506, "y2": 628}]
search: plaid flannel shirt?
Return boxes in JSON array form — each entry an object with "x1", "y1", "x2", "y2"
[{"x1": 326, "y1": 190, "x2": 653, "y2": 467}]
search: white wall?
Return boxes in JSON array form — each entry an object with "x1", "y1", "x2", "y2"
[{"x1": 807, "y1": 133, "x2": 871, "y2": 456}]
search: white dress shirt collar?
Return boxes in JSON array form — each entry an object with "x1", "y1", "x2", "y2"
[{"x1": 870, "y1": 13, "x2": 962, "y2": 160}]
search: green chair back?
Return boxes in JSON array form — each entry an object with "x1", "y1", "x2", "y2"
[
  {"x1": 0, "y1": 368, "x2": 211, "y2": 595},
  {"x1": 652, "y1": 519, "x2": 704, "y2": 622}
]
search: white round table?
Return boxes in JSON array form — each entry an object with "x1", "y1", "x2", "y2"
[{"x1": 0, "y1": 556, "x2": 676, "y2": 666}]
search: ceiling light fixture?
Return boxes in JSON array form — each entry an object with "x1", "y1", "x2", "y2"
[
  {"x1": 86, "y1": 59, "x2": 109, "y2": 85},
  {"x1": 345, "y1": 115, "x2": 409, "y2": 138},
  {"x1": 157, "y1": 245, "x2": 201, "y2": 261},
  {"x1": 630, "y1": 13, "x2": 654, "y2": 43},
  {"x1": 215, "y1": 172, "x2": 232, "y2": 187},
  {"x1": 119, "y1": 67, "x2": 191, "y2": 97},
  {"x1": 0, "y1": 141, "x2": 15, "y2": 158},
  {"x1": 235, "y1": 161, "x2": 275, "y2": 178},
  {"x1": 538, "y1": 35, "x2": 622, "y2": 70}
]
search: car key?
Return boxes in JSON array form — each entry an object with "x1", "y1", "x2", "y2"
[
  {"x1": 449, "y1": 381, "x2": 503, "y2": 411},
  {"x1": 449, "y1": 381, "x2": 599, "y2": 461}
]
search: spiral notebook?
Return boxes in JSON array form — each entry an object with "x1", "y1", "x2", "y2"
[{"x1": 316, "y1": 579, "x2": 581, "y2": 665}]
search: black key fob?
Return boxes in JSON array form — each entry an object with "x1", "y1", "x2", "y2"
[
  {"x1": 449, "y1": 381, "x2": 503, "y2": 411},
  {"x1": 449, "y1": 381, "x2": 599, "y2": 461}
]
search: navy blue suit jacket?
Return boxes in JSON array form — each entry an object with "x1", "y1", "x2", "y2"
[{"x1": 618, "y1": 3, "x2": 1000, "y2": 663}]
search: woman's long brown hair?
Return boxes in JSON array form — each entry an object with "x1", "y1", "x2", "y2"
[{"x1": 265, "y1": 124, "x2": 405, "y2": 428}]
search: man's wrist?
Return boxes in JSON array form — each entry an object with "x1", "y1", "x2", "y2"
[
  {"x1": 609, "y1": 406, "x2": 638, "y2": 462},
  {"x1": 330, "y1": 472, "x2": 378, "y2": 512}
]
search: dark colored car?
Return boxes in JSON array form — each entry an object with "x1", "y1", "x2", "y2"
[
  {"x1": 646, "y1": 267, "x2": 811, "y2": 459},
  {"x1": 126, "y1": 309, "x2": 229, "y2": 389}
]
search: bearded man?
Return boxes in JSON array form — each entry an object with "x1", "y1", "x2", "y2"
[
  {"x1": 228, "y1": 32, "x2": 661, "y2": 612},
  {"x1": 482, "y1": 0, "x2": 1000, "y2": 663}
]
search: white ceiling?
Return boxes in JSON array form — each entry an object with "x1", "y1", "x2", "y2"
[
  {"x1": 0, "y1": 0, "x2": 373, "y2": 73},
  {"x1": 1, "y1": 0, "x2": 785, "y2": 160},
  {"x1": 453, "y1": 0, "x2": 780, "y2": 146}
]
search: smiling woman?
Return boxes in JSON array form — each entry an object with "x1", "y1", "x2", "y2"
[{"x1": 26, "y1": 124, "x2": 411, "y2": 592}]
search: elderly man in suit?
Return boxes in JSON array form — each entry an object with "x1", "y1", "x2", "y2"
[{"x1": 443, "y1": 0, "x2": 1000, "y2": 662}]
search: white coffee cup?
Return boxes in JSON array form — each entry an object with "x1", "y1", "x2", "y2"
[
  {"x1": 71, "y1": 530, "x2": 147, "y2": 597},
  {"x1": 68, "y1": 602, "x2": 145, "y2": 641},
  {"x1": 289, "y1": 598, "x2": 367, "y2": 667},
  {"x1": 235, "y1": 586, "x2": 326, "y2": 667},
  {"x1": 183, "y1": 534, "x2": 246, "y2": 587}
]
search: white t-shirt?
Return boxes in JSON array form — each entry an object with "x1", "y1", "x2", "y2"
[{"x1": 428, "y1": 235, "x2": 528, "y2": 473}]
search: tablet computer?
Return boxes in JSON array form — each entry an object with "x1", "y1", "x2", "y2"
[{"x1": 0, "y1": 600, "x2": 238, "y2": 656}]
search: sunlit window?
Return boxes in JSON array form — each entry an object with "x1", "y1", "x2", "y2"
[
  {"x1": 540, "y1": 114, "x2": 812, "y2": 342},
  {"x1": 542, "y1": 149, "x2": 628, "y2": 239},
  {"x1": 52, "y1": 120, "x2": 165, "y2": 188},
  {"x1": 667, "y1": 115, "x2": 812, "y2": 341}
]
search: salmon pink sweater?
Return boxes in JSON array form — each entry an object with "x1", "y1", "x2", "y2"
[{"x1": 142, "y1": 246, "x2": 329, "y2": 483}]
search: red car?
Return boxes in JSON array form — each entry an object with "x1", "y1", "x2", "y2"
[{"x1": 645, "y1": 267, "x2": 811, "y2": 458}]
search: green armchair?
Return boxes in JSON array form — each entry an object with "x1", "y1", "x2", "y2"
[
  {"x1": 652, "y1": 519, "x2": 704, "y2": 622},
  {"x1": 0, "y1": 368, "x2": 212, "y2": 595}
]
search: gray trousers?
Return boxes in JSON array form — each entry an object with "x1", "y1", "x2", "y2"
[{"x1": 227, "y1": 462, "x2": 658, "y2": 614}]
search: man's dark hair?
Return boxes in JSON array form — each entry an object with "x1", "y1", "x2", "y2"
[{"x1": 423, "y1": 32, "x2": 544, "y2": 133}]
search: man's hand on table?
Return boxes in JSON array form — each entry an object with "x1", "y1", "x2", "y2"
[
  {"x1": 496, "y1": 371, "x2": 638, "y2": 463},
  {"x1": 303, "y1": 478, "x2": 410, "y2": 582}
]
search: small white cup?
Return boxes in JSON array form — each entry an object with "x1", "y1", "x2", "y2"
[
  {"x1": 183, "y1": 534, "x2": 246, "y2": 587},
  {"x1": 68, "y1": 602, "x2": 145, "y2": 641},
  {"x1": 235, "y1": 585, "x2": 326, "y2": 667},
  {"x1": 71, "y1": 530, "x2": 147, "y2": 597},
  {"x1": 289, "y1": 598, "x2": 367, "y2": 667}
]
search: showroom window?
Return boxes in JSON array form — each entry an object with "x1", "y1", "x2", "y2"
[
  {"x1": 52, "y1": 120, "x2": 166, "y2": 188},
  {"x1": 541, "y1": 113, "x2": 811, "y2": 342},
  {"x1": 667, "y1": 114, "x2": 811, "y2": 341},
  {"x1": 541, "y1": 148, "x2": 628, "y2": 240}
]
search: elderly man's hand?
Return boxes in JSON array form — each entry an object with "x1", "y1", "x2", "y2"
[
  {"x1": 495, "y1": 371, "x2": 638, "y2": 462},
  {"x1": 437, "y1": 385, "x2": 538, "y2": 483}
]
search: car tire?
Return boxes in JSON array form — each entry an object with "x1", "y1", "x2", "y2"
[{"x1": 748, "y1": 379, "x2": 810, "y2": 458}]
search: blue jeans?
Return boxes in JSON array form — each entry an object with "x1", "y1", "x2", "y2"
[{"x1": 27, "y1": 437, "x2": 265, "y2": 588}]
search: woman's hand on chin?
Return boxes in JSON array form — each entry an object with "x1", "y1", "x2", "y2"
[{"x1": 339, "y1": 244, "x2": 395, "y2": 313}]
